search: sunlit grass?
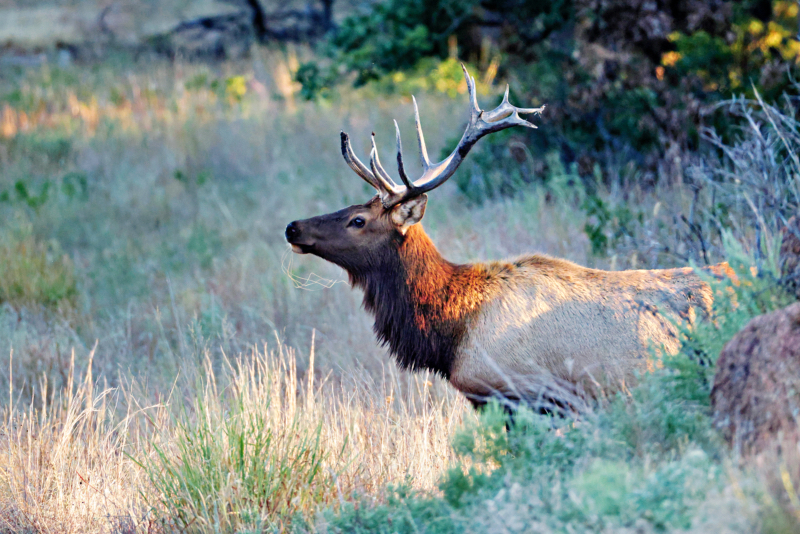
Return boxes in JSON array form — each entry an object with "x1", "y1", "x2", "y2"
[
  {"x1": 0, "y1": 340, "x2": 464, "y2": 533},
  {"x1": 0, "y1": 49, "x2": 797, "y2": 532}
]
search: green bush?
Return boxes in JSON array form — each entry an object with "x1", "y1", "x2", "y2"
[
  {"x1": 665, "y1": 1, "x2": 800, "y2": 101},
  {"x1": 324, "y1": 0, "x2": 478, "y2": 86},
  {"x1": 582, "y1": 194, "x2": 644, "y2": 257},
  {"x1": 140, "y1": 355, "x2": 338, "y2": 532},
  {"x1": 297, "y1": 0, "x2": 571, "y2": 96},
  {"x1": 679, "y1": 231, "x2": 795, "y2": 374},
  {"x1": 315, "y1": 398, "x2": 723, "y2": 533}
]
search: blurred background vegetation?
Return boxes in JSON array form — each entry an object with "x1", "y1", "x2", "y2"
[
  {"x1": 1, "y1": 0, "x2": 800, "y2": 532},
  {"x1": 299, "y1": 0, "x2": 800, "y2": 192}
]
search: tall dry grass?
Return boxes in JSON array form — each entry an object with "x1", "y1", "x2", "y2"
[
  {"x1": 147, "y1": 339, "x2": 464, "y2": 531},
  {"x1": 0, "y1": 50, "x2": 489, "y2": 531},
  {"x1": 0, "y1": 337, "x2": 465, "y2": 533},
  {"x1": 0, "y1": 346, "x2": 152, "y2": 533}
]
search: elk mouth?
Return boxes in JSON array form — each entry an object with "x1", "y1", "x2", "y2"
[{"x1": 290, "y1": 243, "x2": 313, "y2": 255}]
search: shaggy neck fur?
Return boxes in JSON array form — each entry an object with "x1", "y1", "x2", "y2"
[{"x1": 347, "y1": 225, "x2": 489, "y2": 378}]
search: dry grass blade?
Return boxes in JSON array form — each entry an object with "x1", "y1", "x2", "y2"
[
  {"x1": 0, "y1": 351, "x2": 158, "y2": 534},
  {"x1": 0, "y1": 339, "x2": 463, "y2": 533}
]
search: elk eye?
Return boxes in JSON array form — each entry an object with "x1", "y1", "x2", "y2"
[{"x1": 349, "y1": 216, "x2": 366, "y2": 228}]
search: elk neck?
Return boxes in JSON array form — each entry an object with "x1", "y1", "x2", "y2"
[{"x1": 348, "y1": 224, "x2": 490, "y2": 379}]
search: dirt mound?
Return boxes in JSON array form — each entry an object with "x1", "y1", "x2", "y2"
[
  {"x1": 711, "y1": 303, "x2": 800, "y2": 454},
  {"x1": 781, "y1": 214, "x2": 800, "y2": 300}
]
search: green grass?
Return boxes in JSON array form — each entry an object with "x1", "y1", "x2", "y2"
[
  {"x1": 0, "y1": 51, "x2": 798, "y2": 533},
  {"x1": 140, "y1": 354, "x2": 337, "y2": 532}
]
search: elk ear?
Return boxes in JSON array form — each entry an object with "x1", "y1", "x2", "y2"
[{"x1": 390, "y1": 194, "x2": 427, "y2": 234}]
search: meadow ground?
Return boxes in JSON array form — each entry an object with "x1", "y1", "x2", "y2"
[{"x1": 0, "y1": 49, "x2": 799, "y2": 533}]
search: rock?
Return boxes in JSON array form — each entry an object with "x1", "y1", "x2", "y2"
[
  {"x1": 780, "y1": 214, "x2": 800, "y2": 300},
  {"x1": 155, "y1": 13, "x2": 255, "y2": 60},
  {"x1": 711, "y1": 302, "x2": 800, "y2": 454},
  {"x1": 0, "y1": 2, "x2": 244, "y2": 48}
]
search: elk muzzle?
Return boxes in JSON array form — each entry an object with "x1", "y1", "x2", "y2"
[{"x1": 285, "y1": 221, "x2": 311, "y2": 254}]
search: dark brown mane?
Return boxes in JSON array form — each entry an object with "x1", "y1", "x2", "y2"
[{"x1": 347, "y1": 225, "x2": 489, "y2": 378}]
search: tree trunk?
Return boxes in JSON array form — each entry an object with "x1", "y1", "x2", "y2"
[
  {"x1": 245, "y1": 0, "x2": 269, "y2": 43},
  {"x1": 321, "y1": 0, "x2": 334, "y2": 31}
]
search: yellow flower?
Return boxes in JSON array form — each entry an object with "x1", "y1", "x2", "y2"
[
  {"x1": 785, "y1": 40, "x2": 800, "y2": 62},
  {"x1": 765, "y1": 31, "x2": 782, "y2": 49}
]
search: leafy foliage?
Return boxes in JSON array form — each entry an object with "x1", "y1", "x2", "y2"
[
  {"x1": 299, "y1": 0, "x2": 800, "y2": 188},
  {"x1": 679, "y1": 233, "x2": 796, "y2": 375},
  {"x1": 665, "y1": 1, "x2": 800, "y2": 99},
  {"x1": 319, "y1": 0, "x2": 570, "y2": 86},
  {"x1": 582, "y1": 194, "x2": 644, "y2": 256}
]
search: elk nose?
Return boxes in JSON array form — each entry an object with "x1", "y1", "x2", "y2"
[{"x1": 285, "y1": 222, "x2": 300, "y2": 242}]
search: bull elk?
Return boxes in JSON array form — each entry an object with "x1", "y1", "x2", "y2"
[{"x1": 285, "y1": 65, "x2": 715, "y2": 411}]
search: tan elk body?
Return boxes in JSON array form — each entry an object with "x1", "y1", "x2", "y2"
[
  {"x1": 450, "y1": 253, "x2": 713, "y2": 401},
  {"x1": 285, "y1": 66, "x2": 717, "y2": 408}
]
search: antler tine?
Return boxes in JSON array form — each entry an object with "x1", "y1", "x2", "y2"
[
  {"x1": 369, "y1": 133, "x2": 401, "y2": 194},
  {"x1": 481, "y1": 82, "x2": 545, "y2": 127},
  {"x1": 395, "y1": 120, "x2": 414, "y2": 189},
  {"x1": 341, "y1": 131, "x2": 381, "y2": 190},
  {"x1": 463, "y1": 64, "x2": 480, "y2": 120},
  {"x1": 412, "y1": 96, "x2": 431, "y2": 171}
]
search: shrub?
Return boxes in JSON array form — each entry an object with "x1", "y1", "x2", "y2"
[
  {"x1": 298, "y1": 0, "x2": 800, "y2": 186},
  {"x1": 140, "y1": 351, "x2": 341, "y2": 532},
  {"x1": 322, "y1": 0, "x2": 478, "y2": 86},
  {"x1": 679, "y1": 231, "x2": 795, "y2": 375}
]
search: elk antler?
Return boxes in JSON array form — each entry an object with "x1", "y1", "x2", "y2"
[{"x1": 340, "y1": 64, "x2": 545, "y2": 208}]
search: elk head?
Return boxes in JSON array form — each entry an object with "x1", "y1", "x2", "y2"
[{"x1": 284, "y1": 65, "x2": 544, "y2": 276}]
